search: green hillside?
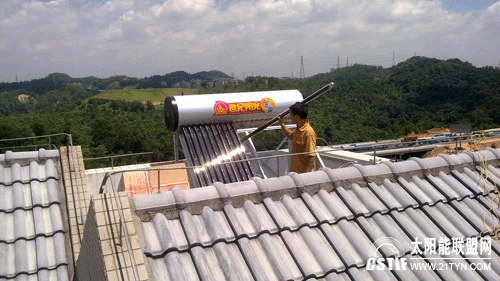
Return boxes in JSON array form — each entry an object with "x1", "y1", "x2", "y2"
[
  {"x1": 1, "y1": 56, "x2": 500, "y2": 168},
  {"x1": 92, "y1": 88, "x2": 197, "y2": 102},
  {"x1": 299, "y1": 57, "x2": 500, "y2": 143},
  {"x1": 0, "y1": 69, "x2": 231, "y2": 114}
]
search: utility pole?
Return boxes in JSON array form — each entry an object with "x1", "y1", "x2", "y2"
[
  {"x1": 392, "y1": 51, "x2": 395, "y2": 66},
  {"x1": 337, "y1": 56, "x2": 340, "y2": 69},
  {"x1": 15, "y1": 74, "x2": 18, "y2": 83},
  {"x1": 299, "y1": 55, "x2": 305, "y2": 79},
  {"x1": 346, "y1": 57, "x2": 349, "y2": 67}
]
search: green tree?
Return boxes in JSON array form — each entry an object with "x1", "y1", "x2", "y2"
[{"x1": 32, "y1": 120, "x2": 46, "y2": 136}]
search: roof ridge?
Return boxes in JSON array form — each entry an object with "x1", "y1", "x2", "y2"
[
  {"x1": 0, "y1": 149, "x2": 60, "y2": 166},
  {"x1": 133, "y1": 149, "x2": 500, "y2": 221}
]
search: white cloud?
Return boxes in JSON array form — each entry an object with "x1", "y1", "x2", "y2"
[
  {"x1": 150, "y1": 0, "x2": 214, "y2": 19},
  {"x1": 96, "y1": 0, "x2": 134, "y2": 15},
  {"x1": 168, "y1": 0, "x2": 214, "y2": 14},
  {"x1": 0, "y1": 0, "x2": 499, "y2": 82},
  {"x1": 0, "y1": 0, "x2": 79, "y2": 58},
  {"x1": 390, "y1": 0, "x2": 439, "y2": 19},
  {"x1": 487, "y1": 1, "x2": 500, "y2": 13},
  {"x1": 46, "y1": 0, "x2": 65, "y2": 6},
  {"x1": 451, "y1": 1, "x2": 500, "y2": 63}
]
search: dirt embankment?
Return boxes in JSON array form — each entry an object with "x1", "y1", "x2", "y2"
[
  {"x1": 403, "y1": 128, "x2": 451, "y2": 140},
  {"x1": 17, "y1": 94, "x2": 37, "y2": 104},
  {"x1": 425, "y1": 138, "x2": 500, "y2": 158},
  {"x1": 403, "y1": 128, "x2": 500, "y2": 157}
]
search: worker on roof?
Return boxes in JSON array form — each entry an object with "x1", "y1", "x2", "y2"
[{"x1": 278, "y1": 102, "x2": 317, "y2": 174}]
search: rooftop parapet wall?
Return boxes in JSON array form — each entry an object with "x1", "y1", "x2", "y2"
[
  {"x1": 76, "y1": 192, "x2": 149, "y2": 281},
  {"x1": 60, "y1": 146, "x2": 90, "y2": 262}
]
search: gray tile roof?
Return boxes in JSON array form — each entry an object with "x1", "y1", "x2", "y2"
[
  {"x1": 134, "y1": 149, "x2": 500, "y2": 281},
  {"x1": 0, "y1": 150, "x2": 69, "y2": 281}
]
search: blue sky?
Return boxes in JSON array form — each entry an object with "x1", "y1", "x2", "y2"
[
  {"x1": 443, "y1": 0, "x2": 498, "y2": 11},
  {"x1": 1, "y1": 0, "x2": 499, "y2": 82}
]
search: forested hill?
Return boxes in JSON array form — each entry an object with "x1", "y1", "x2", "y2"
[
  {"x1": 0, "y1": 70, "x2": 230, "y2": 94},
  {"x1": 300, "y1": 57, "x2": 500, "y2": 143},
  {"x1": 1, "y1": 56, "x2": 499, "y2": 168},
  {"x1": 0, "y1": 70, "x2": 231, "y2": 115}
]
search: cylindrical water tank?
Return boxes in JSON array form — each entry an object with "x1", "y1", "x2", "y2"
[{"x1": 164, "y1": 90, "x2": 303, "y2": 132}]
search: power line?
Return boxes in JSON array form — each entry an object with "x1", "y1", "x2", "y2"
[{"x1": 232, "y1": 52, "x2": 498, "y2": 80}]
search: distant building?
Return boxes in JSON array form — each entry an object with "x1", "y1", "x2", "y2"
[
  {"x1": 172, "y1": 81, "x2": 192, "y2": 88},
  {"x1": 123, "y1": 84, "x2": 139, "y2": 90},
  {"x1": 214, "y1": 78, "x2": 233, "y2": 87},
  {"x1": 183, "y1": 81, "x2": 192, "y2": 88},
  {"x1": 171, "y1": 79, "x2": 236, "y2": 88},
  {"x1": 190, "y1": 79, "x2": 202, "y2": 88}
]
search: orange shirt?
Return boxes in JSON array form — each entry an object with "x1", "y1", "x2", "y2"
[{"x1": 289, "y1": 121, "x2": 316, "y2": 174}]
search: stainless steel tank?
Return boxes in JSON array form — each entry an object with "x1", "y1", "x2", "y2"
[{"x1": 164, "y1": 90, "x2": 303, "y2": 131}]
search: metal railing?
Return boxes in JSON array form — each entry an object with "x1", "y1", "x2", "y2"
[
  {"x1": 96, "y1": 147, "x2": 356, "y2": 194},
  {"x1": 99, "y1": 171, "x2": 140, "y2": 281},
  {"x1": 83, "y1": 151, "x2": 155, "y2": 168},
  {"x1": 0, "y1": 143, "x2": 58, "y2": 152},
  {"x1": 0, "y1": 132, "x2": 73, "y2": 147}
]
